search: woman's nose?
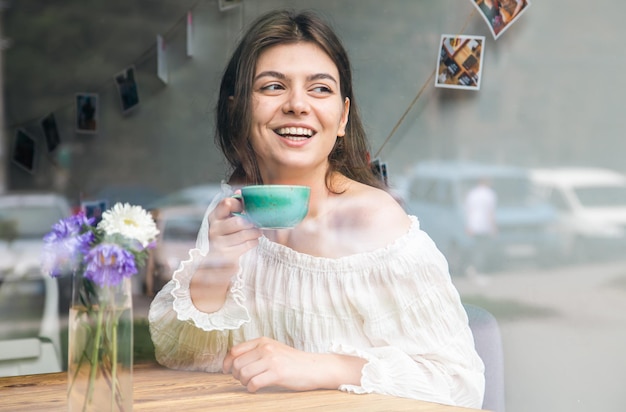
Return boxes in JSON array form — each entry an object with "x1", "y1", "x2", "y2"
[{"x1": 282, "y1": 89, "x2": 310, "y2": 115}]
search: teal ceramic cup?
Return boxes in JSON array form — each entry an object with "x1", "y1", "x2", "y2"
[{"x1": 233, "y1": 185, "x2": 310, "y2": 229}]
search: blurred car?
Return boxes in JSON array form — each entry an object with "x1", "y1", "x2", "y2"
[
  {"x1": 0, "y1": 192, "x2": 71, "y2": 283},
  {"x1": 531, "y1": 167, "x2": 626, "y2": 262},
  {"x1": 148, "y1": 184, "x2": 223, "y2": 210},
  {"x1": 0, "y1": 192, "x2": 71, "y2": 339},
  {"x1": 93, "y1": 184, "x2": 163, "y2": 210},
  {"x1": 402, "y1": 161, "x2": 559, "y2": 275},
  {"x1": 145, "y1": 205, "x2": 206, "y2": 294}
]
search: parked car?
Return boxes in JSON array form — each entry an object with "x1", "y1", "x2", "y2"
[
  {"x1": 531, "y1": 167, "x2": 626, "y2": 262},
  {"x1": 93, "y1": 184, "x2": 163, "y2": 211},
  {"x1": 402, "y1": 161, "x2": 560, "y2": 275},
  {"x1": 145, "y1": 205, "x2": 206, "y2": 294},
  {"x1": 0, "y1": 192, "x2": 72, "y2": 283},
  {"x1": 148, "y1": 184, "x2": 223, "y2": 210},
  {"x1": 0, "y1": 192, "x2": 72, "y2": 339}
]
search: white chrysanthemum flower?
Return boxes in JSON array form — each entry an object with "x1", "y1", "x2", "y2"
[{"x1": 97, "y1": 203, "x2": 159, "y2": 248}]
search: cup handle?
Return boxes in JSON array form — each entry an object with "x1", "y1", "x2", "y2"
[{"x1": 231, "y1": 193, "x2": 244, "y2": 218}]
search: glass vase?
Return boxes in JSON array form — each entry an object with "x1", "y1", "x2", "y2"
[{"x1": 67, "y1": 273, "x2": 133, "y2": 412}]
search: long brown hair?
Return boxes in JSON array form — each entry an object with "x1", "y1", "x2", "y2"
[{"x1": 216, "y1": 9, "x2": 384, "y2": 191}]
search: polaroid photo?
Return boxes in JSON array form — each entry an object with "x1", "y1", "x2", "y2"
[
  {"x1": 381, "y1": 162, "x2": 389, "y2": 186},
  {"x1": 156, "y1": 34, "x2": 168, "y2": 84},
  {"x1": 435, "y1": 34, "x2": 485, "y2": 91},
  {"x1": 218, "y1": 0, "x2": 242, "y2": 11},
  {"x1": 471, "y1": 0, "x2": 532, "y2": 40},
  {"x1": 115, "y1": 66, "x2": 140, "y2": 115},
  {"x1": 186, "y1": 11, "x2": 194, "y2": 57},
  {"x1": 81, "y1": 200, "x2": 108, "y2": 226},
  {"x1": 370, "y1": 158, "x2": 389, "y2": 186},
  {"x1": 12, "y1": 128, "x2": 37, "y2": 174},
  {"x1": 41, "y1": 112, "x2": 60, "y2": 152},
  {"x1": 76, "y1": 93, "x2": 99, "y2": 134}
]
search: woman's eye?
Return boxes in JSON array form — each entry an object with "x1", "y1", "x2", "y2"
[
  {"x1": 311, "y1": 85, "x2": 332, "y2": 93},
  {"x1": 261, "y1": 83, "x2": 284, "y2": 91}
]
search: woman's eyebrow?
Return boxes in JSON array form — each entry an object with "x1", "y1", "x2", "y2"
[
  {"x1": 308, "y1": 73, "x2": 338, "y2": 84},
  {"x1": 254, "y1": 70, "x2": 285, "y2": 82},
  {"x1": 254, "y1": 71, "x2": 338, "y2": 85}
]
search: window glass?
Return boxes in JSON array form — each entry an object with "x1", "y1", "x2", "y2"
[
  {"x1": 575, "y1": 186, "x2": 626, "y2": 207},
  {"x1": 162, "y1": 217, "x2": 203, "y2": 241},
  {"x1": 0, "y1": 206, "x2": 65, "y2": 238},
  {"x1": 1, "y1": 3, "x2": 624, "y2": 411},
  {"x1": 547, "y1": 189, "x2": 570, "y2": 211},
  {"x1": 409, "y1": 178, "x2": 438, "y2": 203}
]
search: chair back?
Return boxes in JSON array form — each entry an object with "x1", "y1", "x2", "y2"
[{"x1": 464, "y1": 303, "x2": 506, "y2": 412}]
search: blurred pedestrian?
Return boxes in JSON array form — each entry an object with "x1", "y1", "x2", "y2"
[{"x1": 464, "y1": 177, "x2": 498, "y2": 275}]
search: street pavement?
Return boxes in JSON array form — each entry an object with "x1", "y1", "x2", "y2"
[{"x1": 453, "y1": 260, "x2": 626, "y2": 412}]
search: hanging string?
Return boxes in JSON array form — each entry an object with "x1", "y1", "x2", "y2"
[
  {"x1": 373, "y1": 7, "x2": 477, "y2": 159},
  {"x1": 6, "y1": 0, "x2": 206, "y2": 203},
  {"x1": 7, "y1": 0, "x2": 205, "y2": 130}
]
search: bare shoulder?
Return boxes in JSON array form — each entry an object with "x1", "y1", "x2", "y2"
[
  {"x1": 351, "y1": 182, "x2": 410, "y2": 228},
  {"x1": 331, "y1": 180, "x2": 411, "y2": 245}
]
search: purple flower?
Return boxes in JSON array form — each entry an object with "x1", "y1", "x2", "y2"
[
  {"x1": 41, "y1": 213, "x2": 95, "y2": 277},
  {"x1": 43, "y1": 213, "x2": 93, "y2": 243},
  {"x1": 83, "y1": 243, "x2": 137, "y2": 287}
]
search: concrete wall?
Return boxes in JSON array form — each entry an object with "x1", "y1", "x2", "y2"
[{"x1": 6, "y1": 1, "x2": 624, "y2": 205}]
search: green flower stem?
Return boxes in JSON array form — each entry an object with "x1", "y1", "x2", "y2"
[
  {"x1": 85, "y1": 308, "x2": 104, "y2": 411},
  {"x1": 67, "y1": 313, "x2": 90, "y2": 396},
  {"x1": 111, "y1": 315, "x2": 118, "y2": 412}
]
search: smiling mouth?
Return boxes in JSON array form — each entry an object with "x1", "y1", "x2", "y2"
[{"x1": 275, "y1": 127, "x2": 315, "y2": 141}]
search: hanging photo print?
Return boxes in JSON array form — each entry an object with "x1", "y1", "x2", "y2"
[
  {"x1": 81, "y1": 199, "x2": 108, "y2": 226},
  {"x1": 471, "y1": 0, "x2": 531, "y2": 40},
  {"x1": 369, "y1": 158, "x2": 389, "y2": 186},
  {"x1": 157, "y1": 34, "x2": 168, "y2": 84},
  {"x1": 76, "y1": 93, "x2": 99, "y2": 134},
  {"x1": 41, "y1": 112, "x2": 61, "y2": 152},
  {"x1": 186, "y1": 11, "x2": 194, "y2": 57},
  {"x1": 435, "y1": 35, "x2": 485, "y2": 91},
  {"x1": 115, "y1": 66, "x2": 140, "y2": 114},
  {"x1": 12, "y1": 129, "x2": 37, "y2": 174}
]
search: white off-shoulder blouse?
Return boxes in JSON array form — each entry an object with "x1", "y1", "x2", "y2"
[{"x1": 148, "y1": 185, "x2": 485, "y2": 408}]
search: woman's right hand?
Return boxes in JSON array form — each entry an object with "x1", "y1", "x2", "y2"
[
  {"x1": 190, "y1": 195, "x2": 262, "y2": 312},
  {"x1": 207, "y1": 195, "x2": 262, "y2": 268}
]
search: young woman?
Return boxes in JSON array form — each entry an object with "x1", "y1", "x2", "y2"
[{"x1": 149, "y1": 9, "x2": 484, "y2": 408}]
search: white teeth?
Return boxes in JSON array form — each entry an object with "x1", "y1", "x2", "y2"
[
  {"x1": 276, "y1": 127, "x2": 313, "y2": 137},
  {"x1": 283, "y1": 136, "x2": 308, "y2": 141}
]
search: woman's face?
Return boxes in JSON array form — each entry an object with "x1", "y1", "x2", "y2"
[{"x1": 248, "y1": 41, "x2": 350, "y2": 181}]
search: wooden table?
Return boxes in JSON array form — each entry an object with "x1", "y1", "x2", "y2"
[{"x1": 1, "y1": 362, "x2": 487, "y2": 411}]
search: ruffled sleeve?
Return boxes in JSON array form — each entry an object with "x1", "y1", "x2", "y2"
[
  {"x1": 148, "y1": 182, "x2": 251, "y2": 372},
  {"x1": 329, "y1": 222, "x2": 485, "y2": 408}
]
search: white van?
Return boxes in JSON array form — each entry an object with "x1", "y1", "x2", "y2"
[
  {"x1": 530, "y1": 167, "x2": 626, "y2": 262},
  {"x1": 402, "y1": 161, "x2": 559, "y2": 275}
]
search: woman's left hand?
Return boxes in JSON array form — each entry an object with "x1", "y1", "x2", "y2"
[{"x1": 222, "y1": 337, "x2": 365, "y2": 392}]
